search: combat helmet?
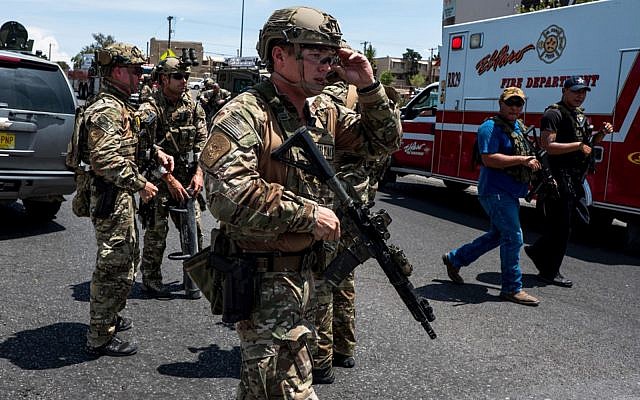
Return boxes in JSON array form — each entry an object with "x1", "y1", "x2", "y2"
[
  {"x1": 154, "y1": 57, "x2": 191, "y2": 75},
  {"x1": 203, "y1": 78, "x2": 215, "y2": 90},
  {"x1": 95, "y1": 42, "x2": 145, "y2": 69},
  {"x1": 256, "y1": 6, "x2": 342, "y2": 66}
]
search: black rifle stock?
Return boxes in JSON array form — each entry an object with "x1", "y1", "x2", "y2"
[
  {"x1": 580, "y1": 124, "x2": 597, "y2": 182},
  {"x1": 271, "y1": 127, "x2": 437, "y2": 339},
  {"x1": 137, "y1": 112, "x2": 159, "y2": 229},
  {"x1": 525, "y1": 126, "x2": 559, "y2": 202},
  {"x1": 168, "y1": 189, "x2": 201, "y2": 298}
]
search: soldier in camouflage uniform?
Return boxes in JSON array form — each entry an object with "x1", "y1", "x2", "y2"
[
  {"x1": 198, "y1": 79, "x2": 231, "y2": 128},
  {"x1": 308, "y1": 81, "x2": 401, "y2": 381},
  {"x1": 199, "y1": 7, "x2": 401, "y2": 399},
  {"x1": 138, "y1": 57, "x2": 208, "y2": 299},
  {"x1": 84, "y1": 43, "x2": 173, "y2": 357}
]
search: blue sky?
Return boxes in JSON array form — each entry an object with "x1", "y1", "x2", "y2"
[{"x1": 3, "y1": 0, "x2": 443, "y2": 65}]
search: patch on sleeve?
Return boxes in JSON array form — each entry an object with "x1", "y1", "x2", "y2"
[
  {"x1": 91, "y1": 113, "x2": 117, "y2": 135},
  {"x1": 201, "y1": 133, "x2": 232, "y2": 168}
]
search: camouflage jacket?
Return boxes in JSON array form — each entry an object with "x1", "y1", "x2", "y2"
[
  {"x1": 311, "y1": 82, "x2": 401, "y2": 203},
  {"x1": 199, "y1": 88, "x2": 231, "y2": 117},
  {"x1": 139, "y1": 90, "x2": 208, "y2": 181},
  {"x1": 85, "y1": 85, "x2": 147, "y2": 193},
  {"x1": 199, "y1": 80, "x2": 401, "y2": 252}
]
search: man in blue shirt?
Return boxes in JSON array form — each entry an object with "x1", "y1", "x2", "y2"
[{"x1": 442, "y1": 87, "x2": 542, "y2": 306}]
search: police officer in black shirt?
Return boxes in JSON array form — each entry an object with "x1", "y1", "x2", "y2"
[{"x1": 525, "y1": 76, "x2": 613, "y2": 287}]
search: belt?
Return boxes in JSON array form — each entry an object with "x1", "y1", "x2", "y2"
[{"x1": 241, "y1": 251, "x2": 308, "y2": 273}]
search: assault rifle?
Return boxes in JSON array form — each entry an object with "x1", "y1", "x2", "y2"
[
  {"x1": 137, "y1": 111, "x2": 161, "y2": 229},
  {"x1": 168, "y1": 188, "x2": 202, "y2": 299},
  {"x1": 271, "y1": 127, "x2": 437, "y2": 339},
  {"x1": 579, "y1": 123, "x2": 597, "y2": 183},
  {"x1": 525, "y1": 126, "x2": 559, "y2": 202}
]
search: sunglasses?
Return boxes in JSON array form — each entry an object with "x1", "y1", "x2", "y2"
[
  {"x1": 120, "y1": 65, "x2": 143, "y2": 76},
  {"x1": 170, "y1": 72, "x2": 190, "y2": 80},
  {"x1": 302, "y1": 50, "x2": 340, "y2": 66},
  {"x1": 504, "y1": 97, "x2": 525, "y2": 107}
]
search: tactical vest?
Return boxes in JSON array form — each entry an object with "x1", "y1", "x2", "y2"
[
  {"x1": 252, "y1": 81, "x2": 336, "y2": 208},
  {"x1": 66, "y1": 91, "x2": 142, "y2": 217},
  {"x1": 153, "y1": 92, "x2": 200, "y2": 173},
  {"x1": 490, "y1": 116, "x2": 534, "y2": 183},
  {"x1": 546, "y1": 102, "x2": 589, "y2": 168},
  {"x1": 546, "y1": 102, "x2": 588, "y2": 142}
]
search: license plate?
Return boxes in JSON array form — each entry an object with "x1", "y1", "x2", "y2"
[{"x1": 0, "y1": 132, "x2": 16, "y2": 149}]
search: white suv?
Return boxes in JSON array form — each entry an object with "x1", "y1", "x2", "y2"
[
  {"x1": 0, "y1": 49, "x2": 77, "y2": 220},
  {"x1": 187, "y1": 78, "x2": 204, "y2": 90}
]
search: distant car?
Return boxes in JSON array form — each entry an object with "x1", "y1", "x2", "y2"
[
  {"x1": 0, "y1": 49, "x2": 77, "y2": 220},
  {"x1": 187, "y1": 78, "x2": 204, "y2": 90}
]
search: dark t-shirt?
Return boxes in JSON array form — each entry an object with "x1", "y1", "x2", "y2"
[{"x1": 541, "y1": 103, "x2": 583, "y2": 169}]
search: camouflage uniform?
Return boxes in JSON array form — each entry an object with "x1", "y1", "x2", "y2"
[
  {"x1": 308, "y1": 82, "x2": 401, "y2": 370},
  {"x1": 85, "y1": 45, "x2": 149, "y2": 349},
  {"x1": 199, "y1": 8, "x2": 401, "y2": 397},
  {"x1": 198, "y1": 82, "x2": 231, "y2": 128},
  {"x1": 138, "y1": 67, "x2": 208, "y2": 289}
]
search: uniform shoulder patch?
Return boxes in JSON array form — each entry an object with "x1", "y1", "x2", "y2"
[{"x1": 201, "y1": 133, "x2": 232, "y2": 168}]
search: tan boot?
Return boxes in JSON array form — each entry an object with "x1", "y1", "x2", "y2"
[{"x1": 500, "y1": 290, "x2": 540, "y2": 306}]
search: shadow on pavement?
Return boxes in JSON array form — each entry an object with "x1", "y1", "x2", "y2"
[
  {"x1": 415, "y1": 279, "x2": 502, "y2": 306},
  {"x1": 157, "y1": 344, "x2": 241, "y2": 379},
  {"x1": 474, "y1": 271, "x2": 549, "y2": 289},
  {"x1": 0, "y1": 202, "x2": 66, "y2": 241},
  {"x1": 379, "y1": 181, "x2": 640, "y2": 266},
  {"x1": 70, "y1": 281, "x2": 90, "y2": 302},
  {"x1": 0, "y1": 322, "x2": 93, "y2": 369}
]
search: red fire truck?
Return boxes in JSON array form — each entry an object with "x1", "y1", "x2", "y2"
[{"x1": 388, "y1": 0, "x2": 640, "y2": 230}]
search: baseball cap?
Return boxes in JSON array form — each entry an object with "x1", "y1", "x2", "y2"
[
  {"x1": 563, "y1": 76, "x2": 591, "y2": 91},
  {"x1": 500, "y1": 87, "x2": 526, "y2": 101}
]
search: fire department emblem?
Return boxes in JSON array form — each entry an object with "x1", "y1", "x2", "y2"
[
  {"x1": 536, "y1": 25, "x2": 566, "y2": 64},
  {"x1": 628, "y1": 152, "x2": 640, "y2": 165}
]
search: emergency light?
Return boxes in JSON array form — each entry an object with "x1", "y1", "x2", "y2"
[{"x1": 451, "y1": 35, "x2": 464, "y2": 50}]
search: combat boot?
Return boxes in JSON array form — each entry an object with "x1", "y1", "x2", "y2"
[
  {"x1": 142, "y1": 280, "x2": 172, "y2": 299},
  {"x1": 115, "y1": 315, "x2": 133, "y2": 332},
  {"x1": 333, "y1": 353, "x2": 355, "y2": 368},
  {"x1": 312, "y1": 365, "x2": 335, "y2": 384},
  {"x1": 86, "y1": 335, "x2": 138, "y2": 357}
]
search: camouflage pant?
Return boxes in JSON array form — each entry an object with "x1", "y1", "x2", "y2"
[
  {"x1": 87, "y1": 191, "x2": 138, "y2": 347},
  {"x1": 140, "y1": 186, "x2": 203, "y2": 284},
  {"x1": 308, "y1": 272, "x2": 356, "y2": 370},
  {"x1": 236, "y1": 266, "x2": 318, "y2": 400}
]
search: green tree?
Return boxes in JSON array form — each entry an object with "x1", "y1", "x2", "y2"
[
  {"x1": 56, "y1": 61, "x2": 70, "y2": 71},
  {"x1": 402, "y1": 48, "x2": 422, "y2": 85},
  {"x1": 71, "y1": 33, "x2": 116, "y2": 69},
  {"x1": 409, "y1": 74, "x2": 426, "y2": 88},
  {"x1": 380, "y1": 70, "x2": 394, "y2": 86},
  {"x1": 364, "y1": 43, "x2": 377, "y2": 74}
]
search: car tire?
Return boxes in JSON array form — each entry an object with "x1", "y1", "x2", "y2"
[
  {"x1": 193, "y1": 85, "x2": 199, "y2": 90},
  {"x1": 22, "y1": 199, "x2": 62, "y2": 221}
]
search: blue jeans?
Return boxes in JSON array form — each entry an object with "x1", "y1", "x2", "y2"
[{"x1": 448, "y1": 193, "x2": 524, "y2": 294}]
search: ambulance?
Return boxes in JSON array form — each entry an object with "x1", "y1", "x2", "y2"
[{"x1": 389, "y1": 0, "x2": 640, "y2": 227}]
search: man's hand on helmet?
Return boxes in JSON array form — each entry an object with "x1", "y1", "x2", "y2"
[{"x1": 330, "y1": 48, "x2": 375, "y2": 90}]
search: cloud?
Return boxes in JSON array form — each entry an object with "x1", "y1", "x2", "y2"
[{"x1": 25, "y1": 26, "x2": 72, "y2": 65}]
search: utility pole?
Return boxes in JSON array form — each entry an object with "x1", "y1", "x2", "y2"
[
  {"x1": 428, "y1": 47, "x2": 437, "y2": 83},
  {"x1": 361, "y1": 41, "x2": 369, "y2": 54},
  {"x1": 48, "y1": 43, "x2": 51, "y2": 61},
  {"x1": 239, "y1": 0, "x2": 245, "y2": 57},
  {"x1": 167, "y1": 16, "x2": 174, "y2": 52}
]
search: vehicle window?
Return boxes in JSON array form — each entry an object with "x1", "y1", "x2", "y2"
[
  {"x1": 0, "y1": 61, "x2": 75, "y2": 114},
  {"x1": 233, "y1": 79, "x2": 254, "y2": 94},
  {"x1": 413, "y1": 88, "x2": 439, "y2": 109}
]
